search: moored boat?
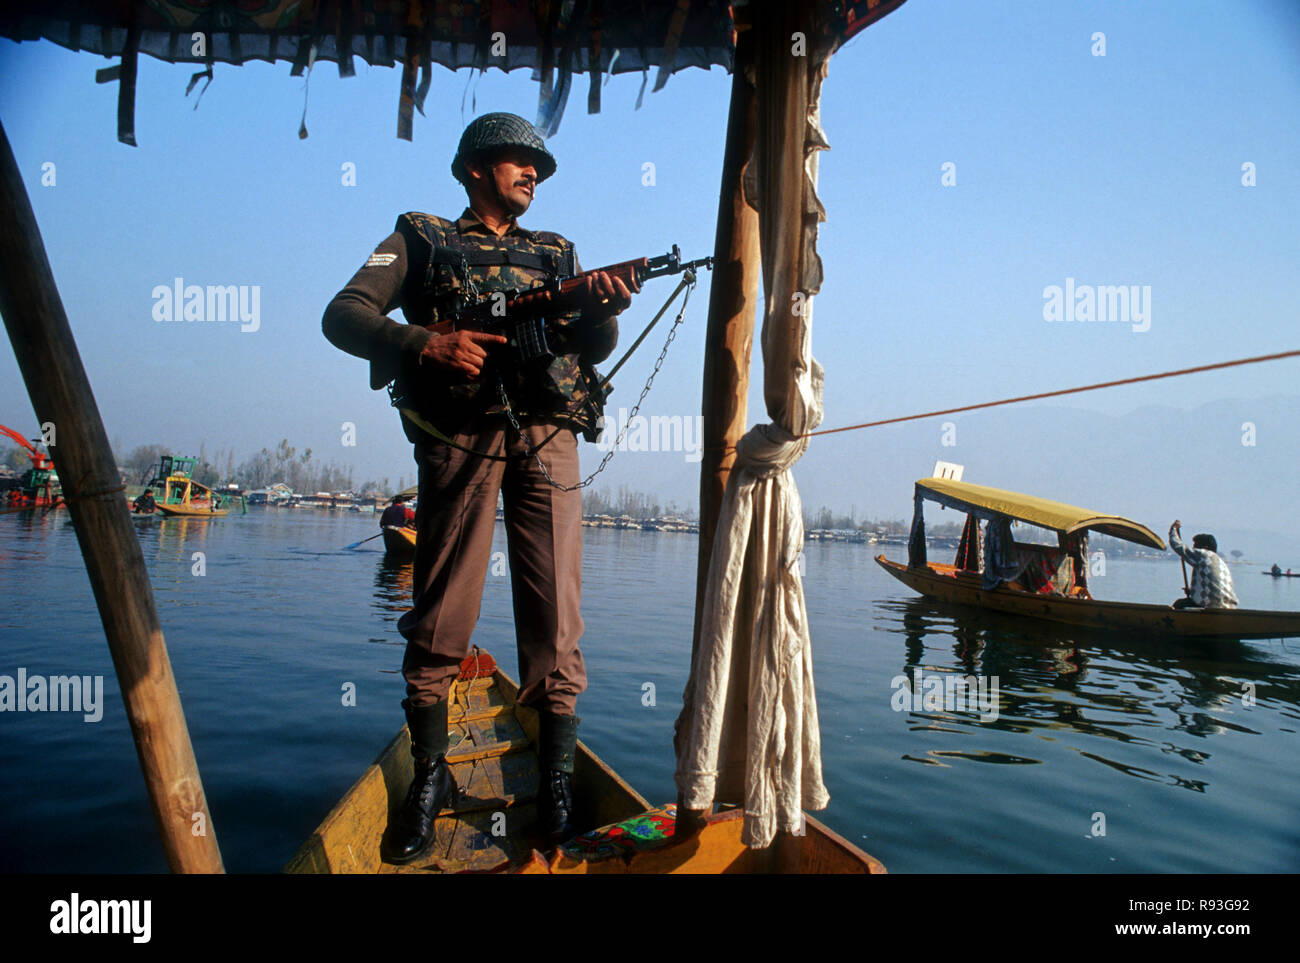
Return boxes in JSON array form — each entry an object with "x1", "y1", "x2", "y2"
[
  {"x1": 145, "y1": 455, "x2": 232, "y2": 517},
  {"x1": 285, "y1": 652, "x2": 885, "y2": 875},
  {"x1": 876, "y1": 477, "x2": 1300, "y2": 640}
]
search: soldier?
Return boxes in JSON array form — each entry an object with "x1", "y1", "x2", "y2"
[{"x1": 322, "y1": 112, "x2": 636, "y2": 864}]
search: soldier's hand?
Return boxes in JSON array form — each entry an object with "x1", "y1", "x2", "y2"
[
  {"x1": 419, "y1": 329, "x2": 507, "y2": 377},
  {"x1": 582, "y1": 270, "x2": 638, "y2": 319}
]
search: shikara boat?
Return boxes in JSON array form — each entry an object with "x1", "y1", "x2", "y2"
[
  {"x1": 876, "y1": 477, "x2": 1300, "y2": 640},
  {"x1": 381, "y1": 525, "x2": 416, "y2": 558},
  {"x1": 285, "y1": 651, "x2": 885, "y2": 875},
  {"x1": 145, "y1": 455, "x2": 231, "y2": 517}
]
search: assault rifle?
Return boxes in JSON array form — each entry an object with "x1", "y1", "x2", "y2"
[{"x1": 426, "y1": 245, "x2": 714, "y2": 365}]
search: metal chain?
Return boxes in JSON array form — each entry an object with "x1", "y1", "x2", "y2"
[{"x1": 502, "y1": 273, "x2": 697, "y2": 492}]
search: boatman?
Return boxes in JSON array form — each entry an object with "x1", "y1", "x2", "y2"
[
  {"x1": 1169, "y1": 520, "x2": 1239, "y2": 609},
  {"x1": 322, "y1": 112, "x2": 635, "y2": 864},
  {"x1": 379, "y1": 494, "x2": 416, "y2": 530}
]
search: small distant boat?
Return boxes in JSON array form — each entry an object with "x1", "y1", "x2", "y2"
[
  {"x1": 877, "y1": 477, "x2": 1300, "y2": 640},
  {"x1": 1264, "y1": 570, "x2": 1300, "y2": 578},
  {"x1": 143, "y1": 455, "x2": 235, "y2": 517},
  {"x1": 381, "y1": 525, "x2": 416, "y2": 558},
  {"x1": 286, "y1": 651, "x2": 884, "y2": 875}
]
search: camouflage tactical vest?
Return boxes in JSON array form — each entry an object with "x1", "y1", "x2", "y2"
[{"x1": 391, "y1": 211, "x2": 604, "y2": 440}]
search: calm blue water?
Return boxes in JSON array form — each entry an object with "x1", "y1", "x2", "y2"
[{"x1": 1, "y1": 507, "x2": 1297, "y2": 872}]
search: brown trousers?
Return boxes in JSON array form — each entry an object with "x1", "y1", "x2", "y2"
[{"x1": 397, "y1": 417, "x2": 586, "y2": 714}]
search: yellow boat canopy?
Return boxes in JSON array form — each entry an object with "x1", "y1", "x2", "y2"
[{"x1": 915, "y1": 478, "x2": 1166, "y2": 550}]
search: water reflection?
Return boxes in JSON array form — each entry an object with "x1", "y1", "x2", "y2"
[
  {"x1": 153, "y1": 517, "x2": 215, "y2": 558},
  {"x1": 875, "y1": 596, "x2": 1300, "y2": 788},
  {"x1": 371, "y1": 556, "x2": 413, "y2": 628},
  {"x1": 0, "y1": 509, "x2": 63, "y2": 562}
]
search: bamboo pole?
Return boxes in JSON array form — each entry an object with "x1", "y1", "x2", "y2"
[{"x1": 0, "y1": 119, "x2": 224, "y2": 873}]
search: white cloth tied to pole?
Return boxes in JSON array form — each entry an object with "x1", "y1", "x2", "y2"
[
  {"x1": 674, "y1": 368, "x2": 828, "y2": 848},
  {"x1": 674, "y1": 28, "x2": 834, "y2": 848}
]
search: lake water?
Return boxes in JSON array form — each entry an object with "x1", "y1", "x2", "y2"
[{"x1": 1, "y1": 507, "x2": 1297, "y2": 873}]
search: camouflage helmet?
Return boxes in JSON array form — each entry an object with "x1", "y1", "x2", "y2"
[{"x1": 451, "y1": 112, "x2": 557, "y2": 185}]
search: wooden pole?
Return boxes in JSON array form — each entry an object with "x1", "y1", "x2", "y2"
[
  {"x1": 0, "y1": 118, "x2": 224, "y2": 873},
  {"x1": 675, "y1": 23, "x2": 761, "y2": 831},
  {"x1": 692, "y1": 25, "x2": 760, "y2": 664}
]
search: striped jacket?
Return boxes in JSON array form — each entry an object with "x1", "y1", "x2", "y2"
[{"x1": 1170, "y1": 527, "x2": 1239, "y2": 609}]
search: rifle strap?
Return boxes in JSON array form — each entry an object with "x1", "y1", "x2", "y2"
[{"x1": 397, "y1": 406, "x2": 517, "y2": 462}]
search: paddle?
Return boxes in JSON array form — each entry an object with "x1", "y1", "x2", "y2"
[
  {"x1": 1174, "y1": 520, "x2": 1191, "y2": 597},
  {"x1": 345, "y1": 531, "x2": 385, "y2": 551}
]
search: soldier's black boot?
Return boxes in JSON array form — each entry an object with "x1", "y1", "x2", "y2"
[
  {"x1": 381, "y1": 700, "x2": 457, "y2": 865},
  {"x1": 537, "y1": 711, "x2": 579, "y2": 844}
]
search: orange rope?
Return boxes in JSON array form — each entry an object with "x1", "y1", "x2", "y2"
[{"x1": 803, "y1": 349, "x2": 1300, "y2": 438}]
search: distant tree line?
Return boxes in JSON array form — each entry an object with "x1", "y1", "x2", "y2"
[
  {"x1": 230, "y1": 439, "x2": 360, "y2": 493},
  {"x1": 1, "y1": 444, "x2": 30, "y2": 473},
  {"x1": 582, "y1": 484, "x2": 686, "y2": 520},
  {"x1": 114, "y1": 439, "x2": 390, "y2": 495},
  {"x1": 801, "y1": 506, "x2": 965, "y2": 535}
]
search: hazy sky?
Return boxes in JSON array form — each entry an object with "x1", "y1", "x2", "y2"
[{"x1": 1, "y1": 1, "x2": 1297, "y2": 546}]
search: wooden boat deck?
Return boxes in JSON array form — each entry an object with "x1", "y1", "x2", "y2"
[
  {"x1": 286, "y1": 661, "x2": 651, "y2": 874},
  {"x1": 286, "y1": 655, "x2": 886, "y2": 875}
]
